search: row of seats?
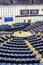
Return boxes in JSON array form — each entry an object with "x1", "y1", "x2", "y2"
[
  {"x1": 0, "y1": 23, "x2": 30, "y2": 31},
  {"x1": 0, "y1": 36, "x2": 40, "y2": 64},
  {"x1": 0, "y1": 21, "x2": 43, "y2": 65},
  {"x1": 23, "y1": 21, "x2": 43, "y2": 32},
  {"x1": 27, "y1": 33, "x2": 43, "y2": 55},
  {"x1": 27, "y1": 21, "x2": 43, "y2": 56}
]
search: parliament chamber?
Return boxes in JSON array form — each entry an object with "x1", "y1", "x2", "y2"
[{"x1": 0, "y1": 0, "x2": 43, "y2": 65}]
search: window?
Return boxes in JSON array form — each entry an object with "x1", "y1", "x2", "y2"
[
  {"x1": 33, "y1": 0, "x2": 40, "y2": 4},
  {"x1": 30, "y1": 9, "x2": 39, "y2": 14},
  {"x1": 20, "y1": 10, "x2": 29, "y2": 15},
  {"x1": 13, "y1": 0, "x2": 31, "y2": 5}
]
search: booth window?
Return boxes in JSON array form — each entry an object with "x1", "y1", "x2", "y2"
[{"x1": 20, "y1": 10, "x2": 29, "y2": 15}]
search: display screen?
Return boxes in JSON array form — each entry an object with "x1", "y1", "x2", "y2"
[
  {"x1": 4, "y1": 17, "x2": 13, "y2": 22},
  {"x1": 30, "y1": 9, "x2": 39, "y2": 14},
  {"x1": 20, "y1": 10, "x2": 29, "y2": 15}
]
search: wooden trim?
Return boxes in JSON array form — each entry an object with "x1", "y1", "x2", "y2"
[{"x1": 15, "y1": 15, "x2": 43, "y2": 17}]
